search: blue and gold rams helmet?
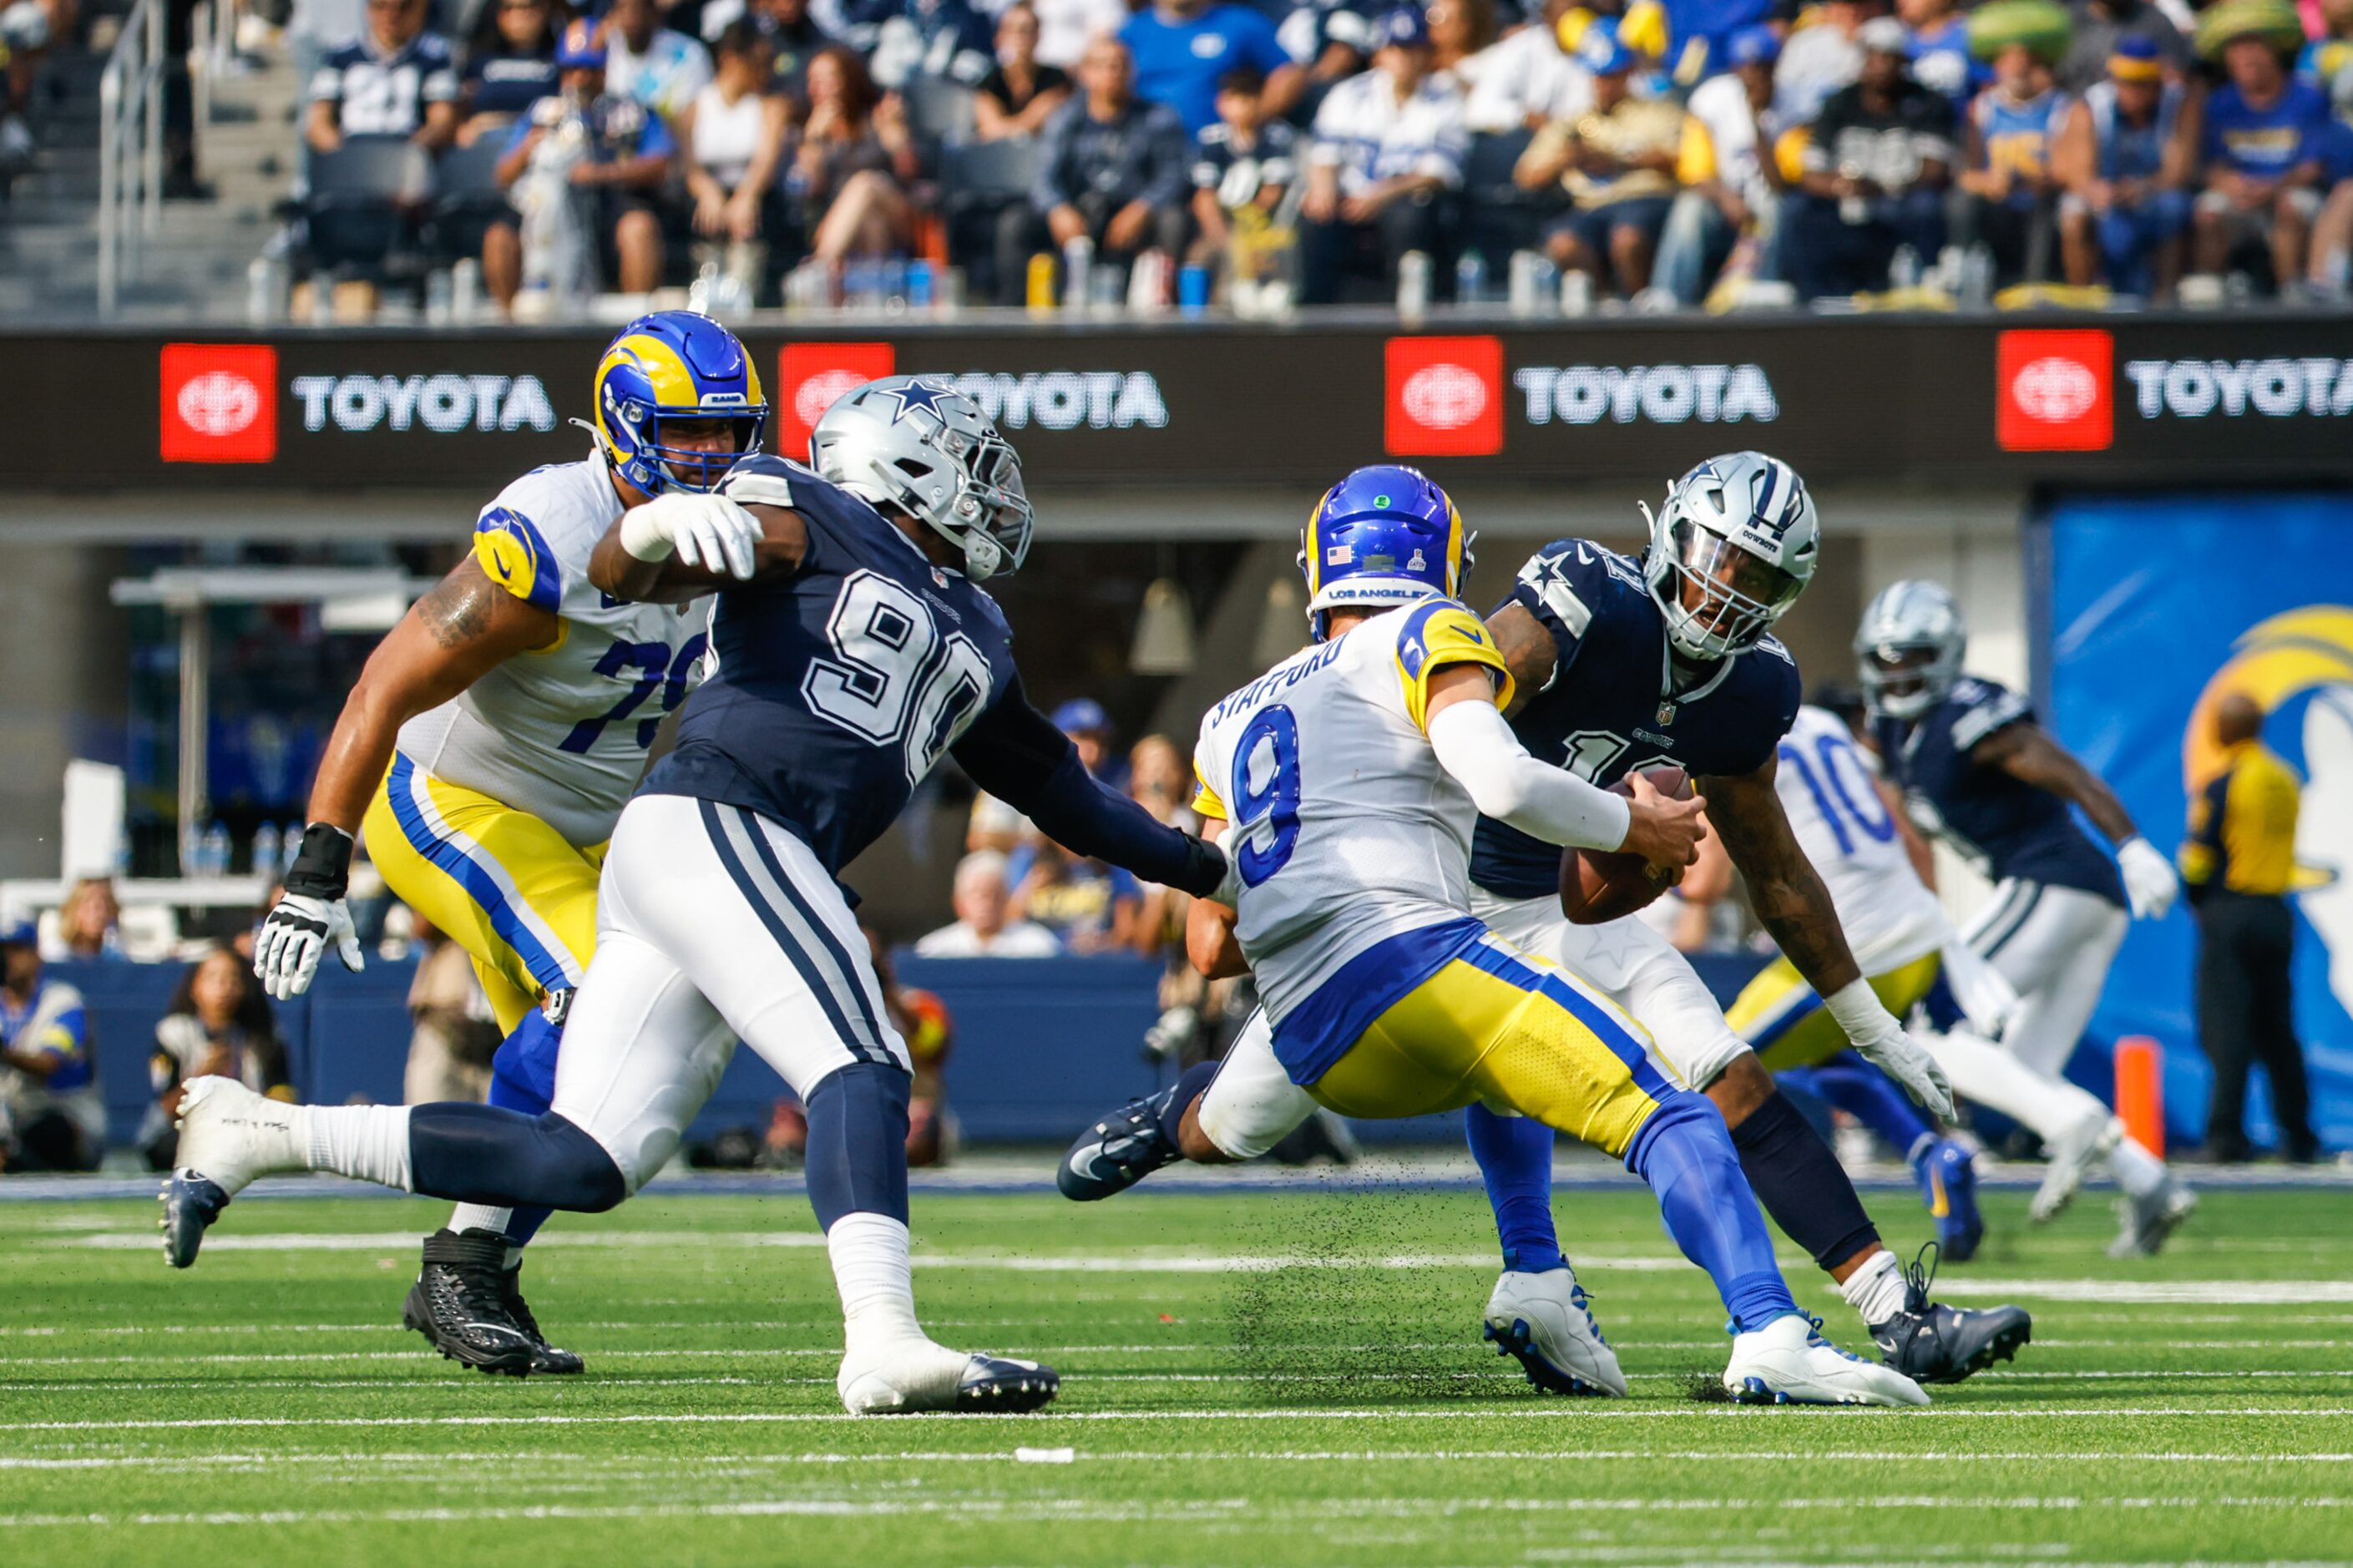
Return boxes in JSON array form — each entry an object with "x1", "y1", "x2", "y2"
[
  {"x1": 590, "y1": 310, "x2": 767, "y2": 494},
  {"x1": 1299, "y1": 464, "x2": 1472, "y2": 640}
]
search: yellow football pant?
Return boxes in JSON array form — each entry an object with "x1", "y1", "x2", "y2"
[
  {"x1": 362, "y1": 753, "x2": 605, "y2": 1036},
  {"x1": 1308, "y1": 940, "x2": 1672, "y2": 1159},
  {"x1": 1726, "y1": 949, "x2": 1945, "y2": 1074}
]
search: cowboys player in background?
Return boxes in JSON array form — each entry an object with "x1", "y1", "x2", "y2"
[
  {"x1": 248, "y1": 310, "x2": 769, "y2": 1374},
  {"x1": 1067, "y1": 453, "x2": 2031, "y2": 1390},
  {"x1": 168, "y1": 377, "x2": 1234, "y2": 1415},
  {"x1": 1857, "y1": 581, "x2": 2197, "y2": 1257}
]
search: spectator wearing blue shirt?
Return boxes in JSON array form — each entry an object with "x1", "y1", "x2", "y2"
[
  {"x1": 0, "y1": 922, "x2": 103, "y2": 1173},
  {"x1": 306, "y1": 0, "x2": 461, "y2": 151},
  {"x1": 2055, "y1": 35, "x2": 2195, "y2": 295},
  {"x1": 1954, "y1": 38, "x2": 2071, "y2": 286},
  {"x1": 1898, "y1": 0, "x2": 1975, "y2": 107},
  {"x1": 458, "y1": 0, "x2": 563, "y2": 144},
  {"x1": 481, "y1": 18, "x2": 679, "y2": 306},
  {"x1": 2190, "y1": 28, "x2": 2329, "y2": 293},
  {"x1": 1001, "y1": 38, "x2": 1192, "y2": 301},
  {"x1": 1121, "y1": 0, "x2": 1301, "y2": 134}
]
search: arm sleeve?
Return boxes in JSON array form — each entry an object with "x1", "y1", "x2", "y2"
[
  {"x1": 952, "y1": 680, "x2": 1227, "y2": 898},
  {"x1": 1427, "y1": 699, "x2": 1632, "y2": 851},
  {"x1": 473, "y1": 504, "x2": 564, "y2": 611}
]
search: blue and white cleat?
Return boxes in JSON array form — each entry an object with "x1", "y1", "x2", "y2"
[
  {"x1": 1916, "y1": 1137, "x2": 1985, "y2": 1262},
  {"x1": 1057, "y1": 1088, "x2": 1183, "y2": 1201},
  {"x1": 158, "y1": 1076, "x2": 302, "y2": 1268},
  {"x1": 837, "y1": 1338, "x2": 1060, "y2": 1414},
  {"x1": 1482, "y1": 1267, "x2": 1627, "y2": 1397},
  {"x1": 1723, "y1": 1313, "x2": 1930, "y2": 1407}
]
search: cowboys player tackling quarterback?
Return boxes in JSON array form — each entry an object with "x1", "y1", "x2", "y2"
[
  {"x1": 248, "y1": 308, "x2": 762, "y2": 1375},
  {"x1": 167, "y1": 376, "x2": 1232, "y2": 1415},
  {"x1": 1065, "y1": 454, "x2": 2031, "y2": 1392}
]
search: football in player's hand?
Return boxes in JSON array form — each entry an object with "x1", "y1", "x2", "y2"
[{"x1": 1557, "y1": 766, "x2": 1694, "y2": 926}]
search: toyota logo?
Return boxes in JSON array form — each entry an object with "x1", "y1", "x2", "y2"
[
  {"x1": 796, "y1": 369, "x2": 872, "y2": 429},
  {"x1": 178, "y1": 371, "x2": 261, "y2": 437},
  {"x1": 1402, "y1": 363, "x2": 1487, "y2": 431},
  {"x1": 2011, "y1": 355, "x2": 2097, "y2": 424}
]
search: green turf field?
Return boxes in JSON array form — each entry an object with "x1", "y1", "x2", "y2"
[{"x1": 3, "y1": 1176, "x2": 2350, "y2": 1565}]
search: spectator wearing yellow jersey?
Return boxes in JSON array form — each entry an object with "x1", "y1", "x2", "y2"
[{"x1": 2179, "y1": 692, "x2": 2317, "y2": 1163}]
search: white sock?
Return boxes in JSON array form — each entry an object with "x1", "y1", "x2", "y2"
[
  {"x1": 1925, "y1": 1026, "x2": 2110, "y2": 1143},
  {"x1": 2108, "y1": 1132, "x2": 2168, "y2": 1200},
  {"x1": 303, "y1": 1105, "x2": 415, "y2": 1190},
  {"x1": 1838, "y1": 1249, "x2": 1906, "y2": 1327},
  {"x1": 448, "y1": 1204, "x2": 515, "y2": 1240},
  {"x1": 827, "y1": 1211, "x2": 925, "y2": 1357}
]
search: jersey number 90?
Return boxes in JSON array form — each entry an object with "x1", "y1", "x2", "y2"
[{"x1": 803, "y1": 570, "x2": 994, "y2": 785}]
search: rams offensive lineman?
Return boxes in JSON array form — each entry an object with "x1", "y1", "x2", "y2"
[
  {"x1": 1856, "y1": 580, "x2": 2197, "y2": 1258},
  {"x1": 1181, "y1": 465, "x2": 1925, "y2": 1404},
  {"x1": 248, "y1": 309, "x2": 766, "y2": 1375},
  {"x1": 164, "y1": 377, "x2": 1234, "y2": 1416},
  {"x1": 1066, "y1": 455, "x2": 2031, "y2": 1392}
]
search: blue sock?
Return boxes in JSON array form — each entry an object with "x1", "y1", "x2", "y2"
[
  {"x1": 1465, "y1": 1103, "x2": 1566, "y2": 1274},
  {"x1": 1625, "y1": 1093, "x2": 1797, "y2": 1333},
  {"x1": 803, "y1": 1062, "x2": 913, "y2": 1230},
  {"x1": 1158, "y1": 1060, "x2": 1222, "y2": 1146},
  {"x1": 486, "y1": 1009, "x2": 565, "y2": 1245},
  {"x1": 1810, "y1": 1052, "x2": 1936, "y2": 1165},
  {"x1": 408, "y1": 1104, "x2": 626, "y2": 1211}
]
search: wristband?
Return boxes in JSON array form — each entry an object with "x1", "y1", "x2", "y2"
[
  {"x1": 618, "y1": 505, "x2": 675, "y2": 562},
  {"x1": 284, "y1": 823, "x2": 355, "y2": 901}
]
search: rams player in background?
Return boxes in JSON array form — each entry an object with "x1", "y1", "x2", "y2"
[
  {"x1": 1182, "y1": 465, "x2": 1927, "y2": 1404},
  {"x1": 246, "y1": 309, "x2": 769, "y2": 1375}
]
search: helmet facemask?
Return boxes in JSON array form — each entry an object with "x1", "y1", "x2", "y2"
[
  {"x1": 1858, "y1": 642, "x2": 1957, "y2": 721},
  {"x1": 630, "y1": 405, "x2": 766, "y2": 494},
  {"x1": 1649, "y1": 509, "x2": 1806, "y2": 660}
]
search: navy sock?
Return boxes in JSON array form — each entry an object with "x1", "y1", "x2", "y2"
[
  {"x1": 1728, "y1": 1087, "x2": 1882, "y2": 1272},
  {"x1": 1625, "y1": 1094, "x2": 1794, "y2": 1333},
  {"x1": 486, "y1": 1009, "x2": 564, "y2": 1244},
  {"x1": 1157, "y1": 1060, "x2": 1222, "y2": 1146},
  {"x1": 1465, "y1": 1103, "x2": 1566, "y2": 1274},
  {"x1": 804, "y1": 1062, "x2": 913, "y2": 1230},
  {"x1": 407, "y1": 1104, "x2": 626, "y2": 1212},
  {"x1": 1809, "y1": 1052, "x2": 1936, "y2": 1165}
]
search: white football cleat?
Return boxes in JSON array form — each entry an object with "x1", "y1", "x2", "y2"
[
  {"x1": 1723, "y1": 1313, "x2": 1930, "y2": 1407},
  {"x1": 837, "y1": 1338, "x2": 1060, "y2": 1415},
  {"x1": 158, "y1": 1076, "x2": 306, "y2": 1268},
  {"x1": 1482, "y1": 1267, "x2": 1627, "y2": 1397},
  {"x1": 2030, "y1": 1113, "x2": 2123, "y2": 1225}
]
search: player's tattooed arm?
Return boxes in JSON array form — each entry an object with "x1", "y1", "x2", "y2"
[
  {"x1": 1484, "y1": 602, "x2": 1560, "y2": 720},
  {"x1": 1700, "y1": 756, "x2": 1865, "y2": 996},
  {"x1": 1971, "y1": 720, "x2": 2143, "y2": 847},
  {"x1": 587, "y1": 501, "x2": 809, "y2": 603},
  {"x1": 304, "y1": 558, "x2": 560, "y2": 834}
]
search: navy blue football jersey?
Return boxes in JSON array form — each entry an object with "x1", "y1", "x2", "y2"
[
  {"x1": 1469, "y1": 539, "x2": 1802, "y2": 900},
  {"x1": 1873, "y1": 675, "x2": 2126, "y2": 903},
  {"x1": 640, "y1": 456, "x2": 1018, "y2": 877}
]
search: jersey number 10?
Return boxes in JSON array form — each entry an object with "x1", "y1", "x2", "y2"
[{"x1": 1778, "y1": 730, "x2": 1897, "y2": 856}]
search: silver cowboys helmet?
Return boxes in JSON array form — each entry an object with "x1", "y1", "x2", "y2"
[
  {"x1": 810, "y1": 375, "x2": 1033, "y2": 579},
  {"x1": 1642, "y1": 451, "x2": 1820, "y2": 660},
  {"x1": 1855, "y1": 579, "x2": 1967, "y2": 721}
]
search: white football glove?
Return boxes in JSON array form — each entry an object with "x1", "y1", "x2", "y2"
[
  {"x1": 617, "y1": 490, "x2": 763, "y2": 579},
  {"x1": 1824, "y1": 979, "x2": 1955, "y2": 1120},
  {"x1": 252, "y1": 890, "x2": 364, "y2": 1001},
  {"x1": 2116, "y1": 836, "x2": 2180, "y2": 920}
]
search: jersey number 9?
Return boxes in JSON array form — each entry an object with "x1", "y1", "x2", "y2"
[{"x1": 1231, "y1": 705, "x2": 1302, "y2": 888}]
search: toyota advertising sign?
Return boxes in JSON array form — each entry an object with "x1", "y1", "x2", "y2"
[{"x1": 8, "y1": 316, "x2": 2353, "y2": 495}]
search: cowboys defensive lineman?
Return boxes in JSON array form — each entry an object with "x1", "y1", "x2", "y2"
[
  {"x1": 1857, "y1": 580, "x2": 2196, "y2": 1257},
  {"x1": 1182, "y1": 464, "x2": 1924, "y2": 1404},
  {"x1": 1066, "y1": 455, "x2": 2030, "y2": 1391},
  {"x1": 248, "y1": 309, "x2": 764, "y2": 1375},
  {"x1": 168, "y1": 377, "x2": 1232, "y2": 1415}
]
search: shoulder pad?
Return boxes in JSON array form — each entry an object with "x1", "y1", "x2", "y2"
[
  {"x1": 1751, "y1": 634, "x2": 1795, "y2": 667},
  {"x1": 721, "y1": 452, "x2": 808, "y2": 510}
]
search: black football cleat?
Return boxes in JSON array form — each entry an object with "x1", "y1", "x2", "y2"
[
  {"x1": 402, "y1": 1228, "x2": 540, "y2": 1377},
  {"x1": 1057, "y1": 1087, "x2": 1183, "y2": 1201},
  {"x1": 502, "y1": 1256, "x2": 585, "y2": 1375},
  {"x1": 955, "y1": 1353, "x2": 1060, "y2": 1413},
  {"x1": 158, "y1": 1172, "x2": 230, "y2": 1269},
  {"x1": 1870, "y1": 1243, "x2": 2032, "y2": 1386}
]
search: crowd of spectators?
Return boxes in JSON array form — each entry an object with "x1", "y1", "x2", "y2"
[{"x1": 240, "y1": 0, "x2": 2353, "y2": 308}]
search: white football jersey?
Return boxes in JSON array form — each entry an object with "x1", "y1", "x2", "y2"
[
  {"x1": 1773, "y1": 704, "x2": 1946, "y2": 974},
  {"x1": 395, "y1": 455, "x2": 712, "y2": 847},
  {"x1": 1192, "y1": 597, "x2": 1511, "y2": 1026}
]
